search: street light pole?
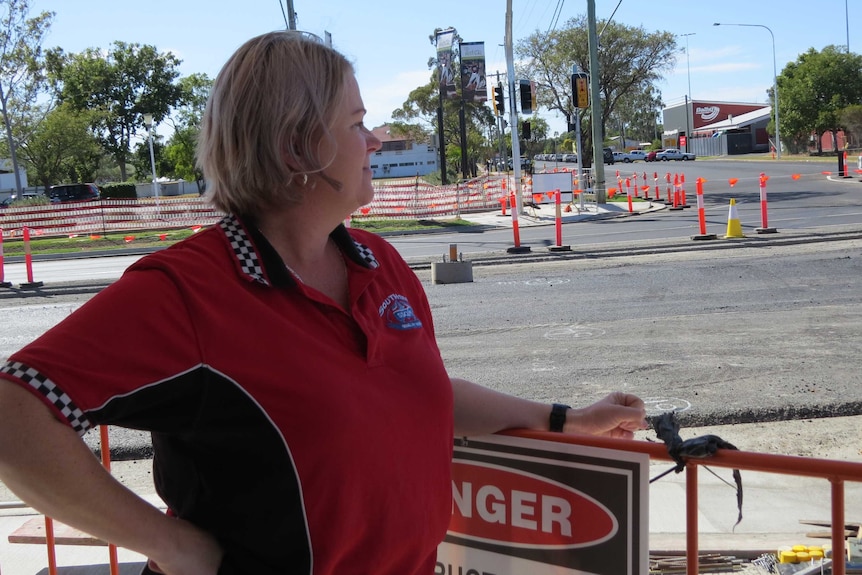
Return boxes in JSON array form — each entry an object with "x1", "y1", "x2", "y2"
[
  {"x1": 713, "y1": 22, "x2": 781, "y2": 159},
  {"x1": 680, "y1": 32, "x2": 695, "y2": 154},
  {"x1": 142, "y1": 113, "x2": 159, "y2": 203}
]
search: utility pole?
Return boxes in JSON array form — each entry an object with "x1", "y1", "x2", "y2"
[
  {"x1": 587, "y1": 0, "x2": 606, "y2": 203},
  {"x1": 285, "y1": 0, "x2": 297, "y2": 30},
  {"x1": 504, "y1": 0, "x2": 524, "y2": 212}
]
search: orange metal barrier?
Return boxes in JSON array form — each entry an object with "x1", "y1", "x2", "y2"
[
  {"x1": 42, "y1": 426, "x2": 119, "y2": 575},
  {"x1": 24, "y1": 425, "x2": 862, "y2": 574},
  {"x1": 505, "y1": 429, "x2": 862, "y2": 575}
]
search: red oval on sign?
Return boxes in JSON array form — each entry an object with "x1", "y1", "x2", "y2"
[{"x1": 448, "y1": 460, "x2": 618, "y2": 549}]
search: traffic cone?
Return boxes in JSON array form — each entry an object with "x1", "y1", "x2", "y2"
[{"x1": 724, "y1": 198, "x2": 745, "y2": 238}]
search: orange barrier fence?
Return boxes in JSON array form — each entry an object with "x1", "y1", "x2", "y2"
[
  {"x1": 506, "y1": 428, "x2": 862, "y2": 575},
  {"x1": 0, "y1": 177, "x2": 513, "y2": 239},
  {"x1": 0, "y1": 198, "x2": 225, "y2": 238},
  {"x1": 13, "y1": 423, "x2": 862, "y2": 575}
]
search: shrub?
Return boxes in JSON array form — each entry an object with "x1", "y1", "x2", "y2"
[{"x1": 100, "y1": 182, "x2": 138, "y2": 199}]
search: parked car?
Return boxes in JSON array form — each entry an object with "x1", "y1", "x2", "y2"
[
  {"x1": 507, "y1": 157, "x2": 531, "y2": 170},
  {"x1": 656, "y1": 148, "x2": 696, "y2": 161},
  {"x1": 0, "y1": 191, "x2": 42, "y2": 208},
  {"x1": 627, "y1": 150, "x2": 647, "y2": 162},
  {"x1": 645, "y1": 149, "x2": 663, "y2": 162},
  {"x1": 48, "y1": 183, "x2": 100, "y2": 203},
  {"x1": 562, "y1": 153, "x2": 578, "y2": 163},
  {"x1": 603, "y1": 147, "x2": 615, "y2": 165}
]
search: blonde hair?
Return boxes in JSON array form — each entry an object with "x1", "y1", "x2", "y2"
[{"x1": 197, "y1": 31, "x2": 353, "y2": 217}]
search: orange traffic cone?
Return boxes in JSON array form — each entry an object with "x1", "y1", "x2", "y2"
[{"x1": 724, "y1": 198, "x2": 744, "y2": 238}]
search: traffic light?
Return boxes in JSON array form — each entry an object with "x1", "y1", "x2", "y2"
[
  {"x1": 571, "y1": 72, "x2": 589, "y2": 109},
  {"x1": 521, "y1": 121, "x2": 531, "y2": 140},
  {"x1": 492, "y1": 83, "x2": 505, "y2": 115},
  {"x1": 519, "y1": 80, "x2": 536, "y2": 115}
]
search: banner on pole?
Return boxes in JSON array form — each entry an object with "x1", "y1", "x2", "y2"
[
  {"x1": 459, "y1": 41, "x2": 487, "y2": 103},
  {"x1": 436, "y1": 29, "x2": 458, "y2": 100},
  {"x1": 437, "y1": 434, "x2": 649, "y2": 575}
]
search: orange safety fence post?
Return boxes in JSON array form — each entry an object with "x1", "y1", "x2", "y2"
[
  {"x1": 669, "y1": 174, "x2": 684, "y2": 211},
  {"x1": 20, "y1": 227, "x2": 43, "y2": 289},
  {"x1": 100, "y1": 426, "x2": 120, "y2": 575},
  {"x1": 633, "y1": 172, "x2": 639, "y2": 198},
  {"x1": 625, "y1": 178, "x2": 633, "y2": 213},
  {"x1": 755, "y1": 172, "x2": 778, "y2": 234},
  {"x1": 505, "y1": 191, "x2": 530, "y2": 254},
  {"x1": 548, "y1": 189, "x2": 570, "y2": 252},
  {"x1": 653, "y1": 172, "x2": 659, "y2": 202},
  {"x1": 0, "y1": 228, "x2": 11, "y2": 288},
  {"x1": 498, "y1": 195, "x2": 508, "y2": 216},
  {"x1": 679, "y1": 173, "x2": 688, "y2": 207},
  {"x1": 665, "y1": 172, "x2": 673, "y2": 204},
  {"x1": 691, "y1": 178, "x2": 717, "y2": 241},
  {"x1": 45, "y1": 517, "x2": 57, "y2": 575},
  {"x1": 555, "y1": 189, "x2": 562, "y2": 246}
]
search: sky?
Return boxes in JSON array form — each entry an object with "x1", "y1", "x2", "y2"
[{"x1": 31, "y1": 0, "x2": 859, "y2": 138}]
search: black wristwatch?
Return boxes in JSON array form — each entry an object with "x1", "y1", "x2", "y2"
[{"x1": 549, "y1": 403, "x2": 571, "y2": 432}]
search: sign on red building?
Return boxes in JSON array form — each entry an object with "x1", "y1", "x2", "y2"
[{"x1": 691, "y1": 101, "x2": 767, "y2": 129}]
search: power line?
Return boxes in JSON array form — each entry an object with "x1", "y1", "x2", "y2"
[
  {"x1": 278, "y1": 0, "x2": 288, "y2": 29},
  {"x1": 545, "y1": 0, "x2": 565, "y2": 38}
]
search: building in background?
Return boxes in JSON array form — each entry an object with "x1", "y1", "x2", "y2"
[
  {"x1": 370, "y1": 125, "x2": 439, "y2": 179},
  {"x1": 0, "y1": 159, "x2": 28, "y2": 193},
  {"x1": 663, "y1": 100, "x2": 772, "y2": 156}
]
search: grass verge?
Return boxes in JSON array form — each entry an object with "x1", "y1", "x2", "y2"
[{"x1": 1, "y1": 218, "x2": 478, "y2": 257}]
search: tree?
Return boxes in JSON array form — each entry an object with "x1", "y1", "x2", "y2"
[
  {"x1": 778, "y1": 46, "x2": 862, "y2": 153},
  {"x1": 611, "y1": 84, "x2": 663, "y2": 145},
  {"x1": 14, "y1": 102, "x2": 101, "y2": 189},
  {"x1": 131, "y1": 136, "x2": 171, "y2": 183},
  {"x1": 841, "y1": 104, "x2": 862, "y2": 148},
  {"x1": 47, "y1": 41, "x2": 183, "y2": 180},
  {"x1": 515, "y1": 16, "x2": 676, "y2": 163},
  {"x1": 391, "y1": 74, "x2": 495, "y2": 181},
  {"x1": 0, "y1": 0, "x2": 53, "y2": 193},
  {"x1": 159, "y1": 73, "x2": 212, "y2": 189}
]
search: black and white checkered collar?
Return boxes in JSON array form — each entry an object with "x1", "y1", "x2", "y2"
[{"x1": 218, "y1": 214, "x2": 379, "y2": 287}]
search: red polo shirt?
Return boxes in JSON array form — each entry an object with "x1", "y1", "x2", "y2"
[{"x1": 0, "y1": 214, "x2": 454, "y2": 575}]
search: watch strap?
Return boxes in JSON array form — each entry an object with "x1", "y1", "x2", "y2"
[{"x1": 549, "y1": 403, "x2": 571, "y2": 432}]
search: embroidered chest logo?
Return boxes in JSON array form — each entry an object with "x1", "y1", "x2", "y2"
[{"x1": 378, "y1": 294, "x2": 423, "y2": 330}]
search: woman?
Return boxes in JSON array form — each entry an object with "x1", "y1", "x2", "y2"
[{"x1": 0, "y1": 31, "x2": 646, "y2": 575}]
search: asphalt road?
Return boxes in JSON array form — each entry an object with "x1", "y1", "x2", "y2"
[{"x1": 1, "y1": 225, "x2": 860, "y2": 459}]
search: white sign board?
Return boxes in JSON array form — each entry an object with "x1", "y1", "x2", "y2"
[
  {"x1": 531, "y1": 172, "x2": 574, "y2": 203},
  {"x1": 436, "y1": 434, "x2": 649, "y2": 575}
]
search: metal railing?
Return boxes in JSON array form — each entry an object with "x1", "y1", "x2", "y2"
[{"x1": 506, "y1": 428, "x2": 862, "y2": 575}]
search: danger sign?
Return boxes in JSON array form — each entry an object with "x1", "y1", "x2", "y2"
[{"x1": 437, "y1": 434, "x2": 648, "y2": 575}]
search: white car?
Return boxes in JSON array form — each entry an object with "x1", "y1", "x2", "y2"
[
  {"x1": 656, "y1": 148, "x2": 696, "y2": 161},
  {"x1": 613, "y1": 150, "x2": 647, "y2": 163}
]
